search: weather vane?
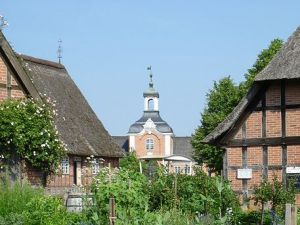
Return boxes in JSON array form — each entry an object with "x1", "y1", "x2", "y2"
[
  {"x1": 57, "y1": 39, "x2": 63, "y2": 64},
  {"x1": 147, "y1": 66, "x2": 152, "y2": 79},
  {"x1": 0, "y1": 15, "x2": 8, "y2": 31},
  {"x1": 147, "y1": 66, "x2": 154, "y2": 87}
]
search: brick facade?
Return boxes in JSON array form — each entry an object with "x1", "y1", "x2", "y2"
[
  {"x1": 133, "y1": 132, "x2": 166, "y2": 158},
  {"x1": 226, "y1": 81, "x2": 300, "y2": 204}
]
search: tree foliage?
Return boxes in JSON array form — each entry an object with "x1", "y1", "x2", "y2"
[
  {"x1": 191, "y1": 77, "x2": 240, "y2": 172},
  {"x1": 192, "y1": 39, "x2": 283, "y2": 172},
  {"x1": 252, "y1": 177, "x2": 295, "y2": 225},
  {"x1": 0, "y1": 99, "x2": 66, "y2": 173},
  {"x1": 239, "y1": 39, "x2": 284, "y2": 95}
]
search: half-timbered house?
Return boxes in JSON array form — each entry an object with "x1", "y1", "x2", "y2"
[
  {"x1": 203, "y1": 27, "x2": 300, "y2": 204},
  {"x1": 0, "y1": 31, "x2": 123, "y2": 191}
]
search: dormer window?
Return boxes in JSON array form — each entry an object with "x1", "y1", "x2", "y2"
[{"x1": 145, "y1": 138, "x2": 154, "y2": 151}]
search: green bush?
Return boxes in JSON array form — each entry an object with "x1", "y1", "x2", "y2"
[
  {"x1": 0, "y1": 179, "x2": 87, "y2": 225},
  {"x1": 0, "y1": 179, "x2": 43, "y2": 217}
]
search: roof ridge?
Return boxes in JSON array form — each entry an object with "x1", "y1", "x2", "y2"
[{"x1": 19, "y1": 54, "x2": 65, "y2": 69}]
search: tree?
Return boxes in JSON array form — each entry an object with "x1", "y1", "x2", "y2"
[
  {"x1": 192, "y1": 39, "x2": 283, "y2": 173},
  {"x1": 239, "y1": 39, "x2": 283, "y2": 96},
  {"x1": 191, "y1": 77, "x2": 240, "y2": 172},
  {"x1": 252, "y1": 177, "x2": 295, "y2": 225}
]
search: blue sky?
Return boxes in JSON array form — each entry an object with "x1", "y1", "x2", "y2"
[{"x1": 1, "y1": 1, "x2": 300, "y2": 136}]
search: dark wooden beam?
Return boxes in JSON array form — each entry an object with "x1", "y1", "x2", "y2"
[
  {"x1": 281, "y1": 80, "x2": 287, "y2": 187},
  {"x1": 255, "y1": 104, "x2": 300, "y2": 111},
  {"x1": 0, "y1": 83, "x2": 21, "y2": 90},
  {"x1": 228, "y1": 136, "x2": 300, "y2": 147},
  {"x1": 7, "y1": 69, "x2": 11, "y2": 98}
]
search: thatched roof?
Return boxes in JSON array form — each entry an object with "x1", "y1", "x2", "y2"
[
  {"x1": 203, "y1": 26, "x2": 300, "y2": 145},
  {"x1": 0, "y1": 30, "x2": 123, "y2": 157},
  {"x1": 255, "y1": 27, "x2": 300, "y2": 81},
  {"x1": 18, "y1": 55, "x2": 123, "y2": 157},
  {"x1": 202, "y1": 84, "x2": 262, "y2": 145}
]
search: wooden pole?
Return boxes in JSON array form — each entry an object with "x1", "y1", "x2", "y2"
[
  {"x1": 108, "y1": 163, "x2": 116, "y2": 225},
  {"x1": 285, "y1": 203, "x2": 292, "y2": 225},
  {"x1": 139, "y1": 161, "x2": 142, "y2": 174},
  {"x1": 291, "y1": 204, "x2": 297, "y2": 225},
  {"x1": 109, "y1": 197, "x2": 116, "y2": 225}
]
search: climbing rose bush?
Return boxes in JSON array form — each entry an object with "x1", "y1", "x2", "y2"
[{"x1": 0, "y1": 98, "x2": 66, "y2": 172}]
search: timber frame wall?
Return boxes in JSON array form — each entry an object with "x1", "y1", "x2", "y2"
[{"x1": 222, "y1": 80, "x2": 300, "y2": 203}]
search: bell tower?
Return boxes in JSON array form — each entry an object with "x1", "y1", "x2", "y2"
[{"x1": 143, "y1": 68, "x2": 159, "y2": 111}]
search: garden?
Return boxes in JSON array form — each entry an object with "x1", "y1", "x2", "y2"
[{"x1": 0, "y1": 153, "x2": 297, "y2": 225}]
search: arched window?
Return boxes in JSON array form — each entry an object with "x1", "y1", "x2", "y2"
[
  {"x1": 148, "y1": 99, "x2": 154, "y2": 110},
  {"x1": 145, "y1": 138, "x2": 154, "y2": 151}
]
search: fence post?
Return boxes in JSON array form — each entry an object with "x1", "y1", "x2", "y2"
[
  {"x1": 109, "y1": 197, "x2": 116, "y2": 225},
  {"x1": 285, "y1": 203, "x2": 292, "y2": 225},
  {"x1": 291, "y1": 204, "x2": 297, "y2": 225}
]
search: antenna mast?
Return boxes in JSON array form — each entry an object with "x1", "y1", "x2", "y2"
[{"x1": 57, "y1": 39, "x2": 63, "y2": 64}]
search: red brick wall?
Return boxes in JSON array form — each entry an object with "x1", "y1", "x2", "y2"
[
  {"x1": 135, "y1": 132, "x2": 165, "y2": 158},
  {"x1": 225, "y1": 81, "x2": 300, "y2": 200},
  {"x1": 287, "y1": 145, "x2": 300, "y2": 165},
  {"x1": 266, "y1": 110, "x2": 281, "y2": 137},
  {"x1": 0, "y1": 55, "x2": 25, "y2": 100},
  {"x1": 227, "y1": 147, "x2": 242, "y2": 167},
  {"x1": 268, "y1": 146, "x2": 282, "y2": 165},
  {"x1": 248, "y1": 171, "x2": 262, "y2": 189},
  {"x1": 286, "y1": 109, "x2": 300, "y2": 136},
  {"x1": 247, "y1": 147, "x2": 262, "y2": 166}
]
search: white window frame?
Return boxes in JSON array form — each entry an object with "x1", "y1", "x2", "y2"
[
  {"x1": 61, "y1": 157, "x2": 69, "y2": 175},
  {"x1": 91, "y1": 160, "x2": 100, "y2": 175},
  {"x1": 174, "y1": 166, "x2": 181, "y2": 174},
  {"x1": 184, "y1": 165, "x2": 191, "y2": 175},
  {"x1": 145, "y1": 138, "x2": 154, "y2": 151}
]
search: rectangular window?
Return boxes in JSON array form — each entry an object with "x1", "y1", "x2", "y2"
[
  {"x1": 61, "y1": 158, "x2": 69, "y2": 175},
  {"x1": 146, "y1": 138, "x2": 154, "y2": 151},
  {"x1": 184, "y1": 166, "x2": 191, "y2": 174},
  {"x1": 174, "y1": 166, "x2": 181, "y2": 174},
  {"x1": 91, "y1": 161, "x2": 100, "y2": 175}
]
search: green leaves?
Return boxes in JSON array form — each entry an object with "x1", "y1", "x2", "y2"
[
  {"x1": 192, "y1": 39, "x2": 284, "y2": 173},
  {"x1": 192, "y1": 77, "x2": 240, "y2": 172},
  {"x1": 0, "y1": 99, "x2": 65, "y2": 173}
]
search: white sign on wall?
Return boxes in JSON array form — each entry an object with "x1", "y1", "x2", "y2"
[
  {"x1": 286, "y1": 167, "x2": 300, "y2": 174},
  {"x1": 237, "y1": 168, "x2": 252, "y2": 179}
]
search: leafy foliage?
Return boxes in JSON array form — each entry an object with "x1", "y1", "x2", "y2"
[
  {"x1": 191, "y1": 77, "x2": 240, "y2": 172},
  {"x1": 0, "y1": 99, "x2": 66, "y2": 172},
  {"x1": 192, "y1": 39, "x2": 283, "y2": 172},
  {"x1": 90, "y1": 166, "x2": 149, "y2": 224},
  {"x1": 239, "y1": 39, "x2": 284, "y2": 95},
  {"x1": 0, "y1": 178, "x2": 87, "y2": 225},
  {"x1": 252, "y1": 176, "x2": 295, "y2": 224}
]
